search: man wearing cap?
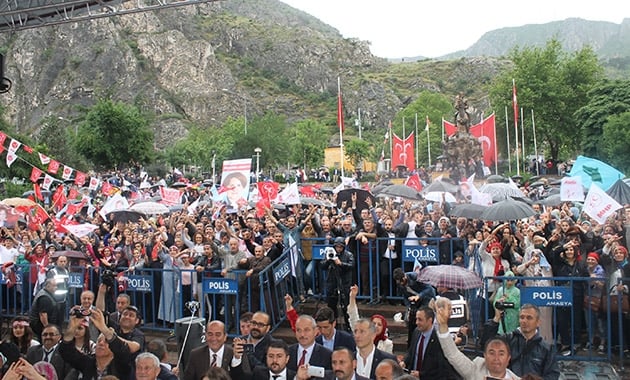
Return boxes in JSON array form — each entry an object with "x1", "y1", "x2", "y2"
[{"x1": 116, "y1": 305, "x2": 145, "y2": 355}]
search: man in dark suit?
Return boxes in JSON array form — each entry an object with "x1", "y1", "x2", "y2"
[
  {"x1": 353, "y1": 318, "x2": 396, "y2": 379},
  {"x1": 231, "y1": 339, "x2": 295, "y2": 380},
  {"x1": 26, "y1": 324, "x2": 72, "y2": 380},
  {"x1": 403, "y1": 307, "x2": 460, "y2": 380},
  {"x1": 287, "y1": 315, "x2": 332, "y2": 371},
  {"x1": 314, "y1": 307, "x2": 356, "y2": 352},
  {"x1": 183, "y1": 320, "x2": 240, "y2": 380}
]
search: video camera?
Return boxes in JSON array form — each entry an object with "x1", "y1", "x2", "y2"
[
  {"x1": 324, "y1": 247, "x2": 337, "y2": 260},
  {"x1": 494, "y1": 301, "x2": 515, "y2": 310},
  {"x1": 101, "y1": 269, "x2": 116, "y2": 288}
]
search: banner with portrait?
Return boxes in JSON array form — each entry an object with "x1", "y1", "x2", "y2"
[{"x1": 220, "y1": 158, "x2": 252, "y2": 211}]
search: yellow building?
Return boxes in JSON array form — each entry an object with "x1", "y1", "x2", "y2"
[{"x1": 324, "y1": 135, "x2": 376, "y2": 173}]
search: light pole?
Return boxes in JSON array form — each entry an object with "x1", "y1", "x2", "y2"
[
  {"x1": 254, "y1": 147, "x2": 262, "y2": 182},
  {"x1": 222, "y1": 88, "x2": 248, "y2": 134}
]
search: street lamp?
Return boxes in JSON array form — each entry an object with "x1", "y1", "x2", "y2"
[
  {"x1": 254, "y1": 147, "x2": 262, "y2": 182},
  {"x1": 222, "y1": 88, "x2": 248, "y2": 134}
]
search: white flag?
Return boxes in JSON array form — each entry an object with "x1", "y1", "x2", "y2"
[
  {"x1": 560, "y1": 177, "x2": 585, "y2": 202},
  {"x1": 99, "y1": 194, "x2": 130, "y2": 219},
  {"x1": 63, "y1": 223, "x2": 99, "y2": 238},
  {"x1": 42, "y1": 174, "x2": 54, "y2": 190},
  {"x1": 38, "y1": 153, "x2": 51, "y2": 165},
  {"x1": 88, "y1": 177, "x2": 100, "y2": 191},
  {"x1": 277, "y1": 182, "x2": 300, "y2": 205},
  {"x1": 8, "y1": 138, "x2": 21, "y2": 153},
  {"x1": 582, "y1": 184, "x2": 622, "y2": 225},
  {"x1": 5, "y1": 151, "x2": 17, "y2": 167},
  {"x1": 62, "y1": 165, "x2": 74, "y2": 180}
]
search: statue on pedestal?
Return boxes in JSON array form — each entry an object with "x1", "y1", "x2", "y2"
[{"x1": 443, "y1": 92, "x2": 483, "y2": 182}]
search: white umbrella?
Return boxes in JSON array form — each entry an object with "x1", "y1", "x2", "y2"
[
  {"x1": 424, "y1": 191, "x2": 456, "y2": 203},
  {"x1": 129, "y1": 201, "x2": 170, "y2": 215}
]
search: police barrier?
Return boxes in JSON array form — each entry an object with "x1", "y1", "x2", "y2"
[{"x1": 479, "y1": 275, "x2": 629, "y2": 368}]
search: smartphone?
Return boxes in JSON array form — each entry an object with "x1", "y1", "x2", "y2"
[
  {"x1": 307, "y1": 365, "x2": 325, "y2": 378},
  {"x1": 242, "y1": 344, "x2": 254, "y2": 353}
]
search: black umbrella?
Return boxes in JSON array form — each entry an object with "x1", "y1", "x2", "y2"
[
  {"x1": 336, "y1": 188, "x2": 375, "y2": 211},
  {"x1": 480, "y1": 197, "x2": 536, "y2": 221},
  {"x1": 171, "y1": 182, "x2": 187, "y2": 188},
  {"x1": 377, "y1": 184, "x2": 422, "y2": 200},
  {"x1": 423, "y1": 180, "x2": 459, "y2": 194},
  {"x1": 606, "y1": 179, "x2": 630, "y2": 205},
  {"x1": 448, "y1": 203, "x2": 486, "y2": 219},
  {"x1": 541, "y1": 194, "x2": 562, "y2": 207},
  {"x1": 486, "y1": 174, "x2": 508, "y2": 183},
  {"x1": 52, "y1": 250, "x2": 88, "y2": 260},
  {"x1": 106, "y1": 209, "x2": 146, "y2": 223}
]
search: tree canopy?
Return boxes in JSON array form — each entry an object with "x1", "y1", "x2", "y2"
[
  {"x1": 74, "y1": 98, "x2": 155, "y2": 169},
  {"x1": 489, "y1": 39, "x2": 603, "y2": 162}
]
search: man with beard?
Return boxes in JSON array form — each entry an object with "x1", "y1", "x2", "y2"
[
  {"x1": 231, "y1": 340, "x2": 294, "y2": 380},
  {"x1": 238, "y1": 311, "x2": 278, "y2": 368},
  {"x1": 26, "y1": 324, "x2": 72, "y2": 380},
  {"x1": 329, "y1": 347, "x2": 369, "y2": 380}
]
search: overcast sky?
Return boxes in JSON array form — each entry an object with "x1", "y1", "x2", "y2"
[{"x1": 279, "y1": 0, "x2": 630, "y2": 58}]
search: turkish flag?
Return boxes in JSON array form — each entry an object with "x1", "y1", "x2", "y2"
[
  {"x1": 391, "y1": 132, "x2": 415, "y2": 170},
  {"x1": 48, "y1": 160, "x2": 60, "y2": 174},
  {"x1": 29, "y1": 204, "x2": 50, "y2": 227},
  {"x1": 68, "y1": 187, "x2": 79, "y2": 200},
  {"x1": 300, "y1": 185, "x2": 315, "y2": 198},
  {"x1": 30, "y1": 167, "x2": 43, "y2": 183},
  {"x1": 442, "y1": 114, "x2": 497, "y2": 167},
  {"x1": 257, "y1": 181, "x2": 279, "y2": 202},
  {"x1": 405, "y1": 173, "x2": 423, "y2": 192},
  {"x1": 52, "y1": 185, "x2": 67, "y2": 211},
  {"x1": 33, "y1": 183, "x2": 43, "y2": 202}
]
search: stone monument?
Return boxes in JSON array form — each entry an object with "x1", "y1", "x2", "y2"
[{"x1": 442, "y1": 93, "x2": 483, "y2": 181}]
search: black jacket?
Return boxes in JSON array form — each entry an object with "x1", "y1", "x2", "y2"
[{"x1": 481, "y1": 320, "x2": 560, "y2": 380}]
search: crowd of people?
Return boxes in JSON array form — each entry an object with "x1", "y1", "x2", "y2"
[{"x1": 0, "y1": 166, "x2": 628, "y2": 379}]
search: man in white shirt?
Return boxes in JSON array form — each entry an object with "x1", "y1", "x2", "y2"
[
  {"x1": 231, "y1": 339, "x2": 295, "y2": 380},
  {"x1": 353, "y1": 319, "x2": 395, "y2": 379},
  {"x1": 287, "y1": 315, "x2": 332, "y2": 371}
]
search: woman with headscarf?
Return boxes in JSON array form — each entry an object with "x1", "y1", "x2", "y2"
[{"x1": 600, "y1": 243, "x2": 630, "y2": 351}]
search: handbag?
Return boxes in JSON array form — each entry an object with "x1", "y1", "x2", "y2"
[
  {"x1": 584, "y1": 294, "x2": 601, "y2": 312},
  {"x1": 602, "y1": 290, "x2": 630, "y2": 314}
]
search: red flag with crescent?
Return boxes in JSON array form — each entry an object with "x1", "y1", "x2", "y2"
[
  {"x1": 257, "y1": 181, "x2": 279, "y2": 202},
  {"x1": 443, "y1": 114, "x2": 496, "y2": 167}
]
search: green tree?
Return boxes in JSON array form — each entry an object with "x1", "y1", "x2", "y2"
[
  {"x1": 489, "y1": 39, "x2": 603, "y2": 161},
  {"x1": 601, "y1": 112, "x2": 630, "y2": 174},
  {"x1": 575, "y1": 80, "x2": 630, "y2": 159},
  {"x1": 344, "y1": 138, "x2": 371, "y2": 169},
  {"x1": 74, "y1": 98, "x2": 155, "y2": 169},
  {"x1": 37, "y1": 116, "x2": 88, "y2": 170},
  {"x1": 288, "y1": 119, "x2": 328, "y2": 169}
]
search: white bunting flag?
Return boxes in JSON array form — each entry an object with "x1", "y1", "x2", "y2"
[
  {"x1": 8, "y1": 138, "x2": 21, "y2": 153},
  {"x1": 38, "y1": 153, "x2": 51, "y2": 165},
  {"x1": 5, "y1": 151, "x2": 17, "y2": 167},
  {"x1": 88, "y1": 177, "x2": 100, "y2": 191},
  {"x1": 42, "y1": 174, "x2": 54, "y2": 190},
  {"x1": 62, "y1": 165, "x2": 74, "y2": 180}
]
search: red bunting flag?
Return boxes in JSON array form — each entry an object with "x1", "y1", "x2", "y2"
[
  {"x1": 23, "y1": 145, "x2": 33, "y2": 154},
  {"x1": 48, "y1": 160, "x2": 60, "y2": 174},
  {"x1": 74, "y1": 171, "x2": 86, "y2": 186},
  {"x1": 67, "y1": 187, "x2": 79, "y2": 200},
  {"x1": 30, "y1": 167, "x2": 43, "y2": 183},
  {"x1": 0, "y1": 131, "x2": 6, "y2": 146}
]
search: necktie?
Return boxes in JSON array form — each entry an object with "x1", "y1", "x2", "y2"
[
  {"x1": 211, "y1": 353, "x2": 217, "y2": 367},
  {"x1": 272, "y1": 376, "x2": 280, "y2": 380},
  {"x1": 298, "y1": 349, "x2": 307, "y2": 366},
  {"x1": 43, "y1": 349, "x2": 52, "y2": 362},
  {"x1": 415, "y1": 334, "x2": 425, "y2": 371}
]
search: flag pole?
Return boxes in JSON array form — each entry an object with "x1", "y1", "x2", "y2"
[
  {"x1": 337, "y1": 77, "x2": 345, "y2": 177},
  {"x1": 402, "y1": 116, "x2": 406, "y2": 170},
  {"x1": 520, "y1": 106, "x2": 526, "y2": 174},
  {"x1": 441, "y1": 117, "x2": 445, "y2": 141},
  {"x1": 504, "y1": 106, "x2": 511, "y2": 173},
  {"x1": 389, "y1": 121, "x2": 393, "y2": 173},
  {"x1": 415, "y1": 113, "x2": 419, "y2": 169},
  {"x1": 513, "y1": 79, "x2": 520, "y2": 176},
  {"x1": 531, "y1": 109, "x2": 539, "y2": 175},
  {"x1": 492, "y1": 113, "x2": 498, "y2": 175},
  {"x1": 426, "y1": 116, "x2": 431, "y2": 167}
]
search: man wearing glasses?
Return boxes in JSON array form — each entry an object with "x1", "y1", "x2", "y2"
[
  {"x1": 26, "y1": 324, "x2": 71, "y2": 380},
  {"x1": 239, "y1": 311, "x2": 277, "y2": 367}
]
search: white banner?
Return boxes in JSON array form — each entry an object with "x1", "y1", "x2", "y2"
[{"x1": 560, "y1": 177, "x2": 585, "y2": 202}]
